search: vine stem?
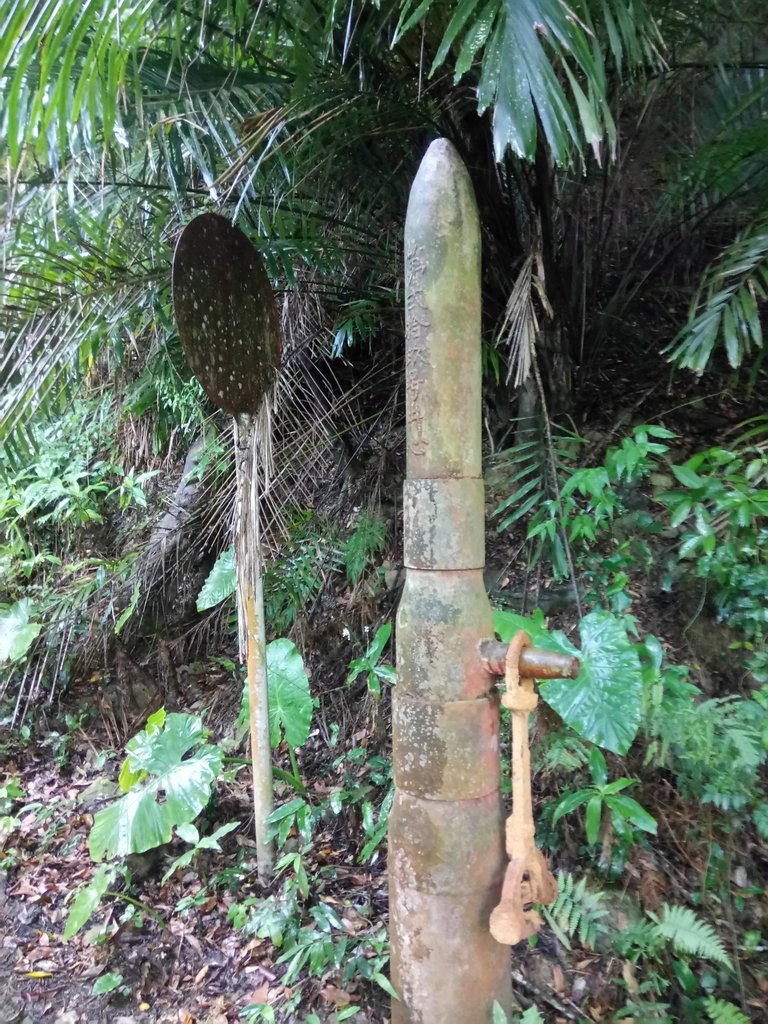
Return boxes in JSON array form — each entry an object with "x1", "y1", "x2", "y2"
[
  {"x1": 287, "y1": 746, "x2": 302, "y2": 791},
  {"x1": 532, "y1": 347, "x2": 583, "y2": 620},
  {"x1": 105, "y1": 891, "x2": 166, "y2": 930}
]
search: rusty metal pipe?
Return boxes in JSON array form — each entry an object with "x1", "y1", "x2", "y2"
[{"x1": 479, "y1": 641, "x2": 580, "y2": 680}]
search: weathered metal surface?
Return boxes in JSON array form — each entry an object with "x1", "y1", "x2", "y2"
[
  {"x1": 390, "y1": 803, "x2": 506, "y2": 1017},
  {"x1": 479, "y1": 640, "x2": 580, "y2": 680},
  {"x1": 397, "y1": 570, "x2": 495, "y2": 702},
  {"x1": 390, "y1": 790, "x2": 505, "y2": 892},
  {"x1": 403, "y1": 479, "x2": 485, "y2": 569},
  {"x1": 403, "y1": 143, "x2": 482, "y2": 481},
  {"x1": 391, "y1": 138, "x2": 511, "y2": 1024},
  {"x1": 172, "y1": 212, "x2": 280, "y2": 416},
  {"x1": 390, "y1": 883, "x2": 510, "y2": 1024},
  {"x1": 393, "y1": 695, "x2": 500, "y2": 801}
]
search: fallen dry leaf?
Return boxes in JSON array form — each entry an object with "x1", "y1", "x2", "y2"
[
  {"x1": 622, "y1": 959, "x2": 640, "y2": 996},
  {"x1": 24, "y1": 947, "x2": 57, "y2": 964},
  {"x1": 321, "y1": 985, "x2": 353, "y2": 1007},
  {"x1": 552, "y1": 963, "x2": 566, "y2": 993},
  {"x1": 246, "y1": 982, "x2": 270, "y2": 1004},
  {"x1": 198, "y1": 997, "x2": 228, "y2": 1024}
]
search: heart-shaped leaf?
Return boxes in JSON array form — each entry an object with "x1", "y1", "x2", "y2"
[
  {"x1": 493, "y1": 607, "x2": 576, "y2": 655},
  {"x1": 89, "y1": 713, "x2": 222, "y2": 860},
  {"x1": 0, "y1": 600, "x2": 42, "y2": 663},
  {"x1": 541, "y1": 610, "x2": 642, "y2": 754},
  {"x1": 196, "y1": 546, "x2": 236, "y2": 611},
  {"x1": 265, "y1": 639, "x2": 313, "y2": 749},
  {"x1": 63, "y1": 863, "x2": 117, "y2": 939},
  {"x1": 92, "y1": 972, "x2": 123, "y2": 995},
  {"x1": 494, "y1": 607, "x2": 642, "y2": 755}
]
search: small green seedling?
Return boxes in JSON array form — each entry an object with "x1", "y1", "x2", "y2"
[
  {"x1": 552, "y1": 746, "x2": 657, "y2": 848},
  {"x1": 346, "y1": 623, "x2": 396, "y2": 698},
  {"x1": 161, "y1": 821, "x2": 240, "y2": 883}
]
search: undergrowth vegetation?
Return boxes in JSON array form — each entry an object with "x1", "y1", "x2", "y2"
[{"x1": 3, "y1": 406, "x2": 765, "y2": 1020}]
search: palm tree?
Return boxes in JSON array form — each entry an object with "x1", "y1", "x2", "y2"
[{"x1": 0, "y1": 0, "x2": 664, "y2": 440}]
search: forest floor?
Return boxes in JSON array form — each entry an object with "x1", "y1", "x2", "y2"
[
  {"x1": 2, "y1": 570, "x2": 765, "y2": 1024},
  {"x1": 0, "y1": 714, "x2": 389, "y2": 1024},
  {"x1": 2, "y1": 363, "x2": 767, "y2": 1023}
]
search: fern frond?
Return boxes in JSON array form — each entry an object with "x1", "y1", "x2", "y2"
[
  {"x1": 614, "y1": 999, "x2": 673, "y2": 1023},
  {"x1": 652, "y1": 904, "x2": 731, "y2": 968},
  {"x1": 613, "y1": 918, "x2": 663, "y2": 960},
  {"x1": 343, "y1": 512, "x2": 387, "y2": 584},
  {"x1": 543, "y1": 871, "x2": 608, "y2": 950},
  {"x1": 536, "y1": 731, "x2": 590, "y2": 773},
  {"x1": 703, "y1": 997, "x2": 750, "y2": 1024}
]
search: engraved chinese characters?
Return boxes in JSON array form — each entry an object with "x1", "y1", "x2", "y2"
[
  {"x1": 401, "y1": 139, "x2": 482, "y2": 481},
  {"x1": 391, "y1": 139, "x2": 510, "y2": 1024},
  {"x1": 405, "y1": 239, "x2": 430, "y2": 458}
]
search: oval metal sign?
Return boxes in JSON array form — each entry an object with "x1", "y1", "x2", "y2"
[{"x1": 172, "y1": 213, "x2": 280, "y2": 416}]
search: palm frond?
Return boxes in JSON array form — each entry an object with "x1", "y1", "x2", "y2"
[
  {"x1": 492, "y1": 422, "x2": 584, "y2": 532},
  {"x1": 396, "y1": 0, "x2": 664, "y2": 165},
  {"x1": 0, "y1": 196, "x2": 170, "y2": 459},
  {"x1": 662, "y1": 69, "x2": 768, "y2": 221},
  {"x1": 667, "y1": 218, "x2": 768, "y2": 372},
  {"x1": 1, "y1": 0, "x2": 165, "y2": 167},
  {"x1": 499, "y1": 255, "x2": 537, "y2": 388}
]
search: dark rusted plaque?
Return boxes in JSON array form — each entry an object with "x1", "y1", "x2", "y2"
[{"x1": 172, "y1": 213, "x2": 280, "y2": 416}]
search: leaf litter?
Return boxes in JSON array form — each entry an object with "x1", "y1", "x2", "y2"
[{"x1": 0, "y1": 714, "x2": 391, "y2": 1024}]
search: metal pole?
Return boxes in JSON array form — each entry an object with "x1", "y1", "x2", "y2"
[{"x1": 390, "y1": 139, "x2": 511, "y2": 1024}]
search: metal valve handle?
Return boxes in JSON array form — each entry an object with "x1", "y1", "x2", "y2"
[{"x1": 489, "y1": 630, "x2": 558, "y2": 945}]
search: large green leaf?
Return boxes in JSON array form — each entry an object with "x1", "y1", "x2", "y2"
[
  {"x1": 399, "y1": 0, "x2": 662, "y2": 167},
  {"x1": 266, "y1": 638, "x2": 313, "y2": 749},
  {"x1": 0, "y1": 600, "x2": 42, "y2": 664},
  {"x1": 494, "y1": 607, "x2": 642, "y2": 754},
  {"x1": 196, "y1": 546, "x2": 236, "y2": 611},
  {"x1": 89, "y1": 713, "x2": 223, "y2": 860},
  {"x1": 63, "y1": 863, "x2": 116, "y2": 939},
  {"x1": 494, "y1": 607, "x2": 577, "y2": 655}
]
